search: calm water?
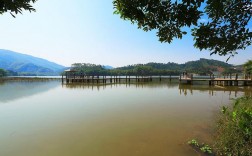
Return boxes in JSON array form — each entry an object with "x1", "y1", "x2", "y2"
[{"x1": 0, "y1": 81, "x2": 251, "y2": 156}]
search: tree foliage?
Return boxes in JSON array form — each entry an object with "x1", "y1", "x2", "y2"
[
  {"x1": 113, "y1": 0, "x2": 252, "y2": 58},
  {"x1": 0, "y1": 68, "x2": 7, "y2": 77},
  {"x1": 71, "y1": 63, "x2": 107, "y2": 75},
  {"x1": 0, "y1": 0, "x2": 37, "y2": 17},
  {"x1": 244, "y1": 60, "x2": 252, "y2": 74}
]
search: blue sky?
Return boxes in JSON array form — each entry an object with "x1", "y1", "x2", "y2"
[{"x1": 0, "y1": 0, "x2": 251, "y2": 67}]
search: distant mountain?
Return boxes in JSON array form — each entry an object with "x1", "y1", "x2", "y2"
[
  {"x1": 103, "y1": 65, "x2": 114, "y2": 69},
  {"x1": 0, "y1": 49, "x2": 65, "y2": 75}
]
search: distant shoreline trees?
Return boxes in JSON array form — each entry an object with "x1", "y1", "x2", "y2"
[
  {"x1": 0, "y1": 69, "x2": 7, "y2": 77},
  {"x1": 70, "y1": 59, "x2": 240, "y2": 76}
]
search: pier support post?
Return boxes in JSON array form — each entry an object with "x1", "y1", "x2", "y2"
[
  {"x1": 234, "y1": 81, "x2": 238, "y2": 86},
  {"x1": 229, "y1": 81, "x2": 232, "y2": 86},
  {"x1": 224, "y1": 81, "x2": 228, "y2": 86},
  {"x1": 244, "y1": 81, "x2": 248, "y2": 86}
]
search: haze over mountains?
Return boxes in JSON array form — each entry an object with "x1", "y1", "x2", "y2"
[
  {"x1": 0, "y1": 49, "x2": 66, "y2": 75},
  {"x1": 0, "y1": 49, "x2": 239, "y2": 76}
]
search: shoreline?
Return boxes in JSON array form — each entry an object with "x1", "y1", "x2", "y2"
[{"x1": 0, "y1": 77, "x2": 61, "y2": 82}]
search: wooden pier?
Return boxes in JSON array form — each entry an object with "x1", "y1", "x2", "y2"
[
  {"x1": 62, "y1": 70, "x2": 252, "y2": 86},
  {"x1": 179, "y1": 74, "x2": 252, "y2": 86},
  {"x1": 62, "y1": 70, "x2": 178, "y2": 84},
  {"x1": 62, "y1": 69, "x2": 183, "y2": 84}
]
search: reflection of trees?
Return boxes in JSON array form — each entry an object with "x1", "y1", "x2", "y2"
[{"x1": 179, "y1": 84, "x2": 252, "y2": 97}]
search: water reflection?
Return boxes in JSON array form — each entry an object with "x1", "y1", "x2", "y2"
[
  {"x1": 0, "y1": 81, "x2": 59, "y2": 103},
  {"x1": 179, "y1": 84, "x2": 252, "y2": 97},
  {"x1": 63, "y1": 82, "x2": 252, "y2": 97},
  {"x1": 63, "y1": 82, "x2": 178, "y2": 90}
]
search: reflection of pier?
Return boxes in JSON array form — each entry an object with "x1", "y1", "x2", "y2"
[
  {"x1": 179, "y1": 84, "x2": 252, "y2": 97},
  {"x1": 63, "y1": 82, "x2": 178, "y2": 90},
  {"x1": 179, "y1": 74, "x2": 252, "y2": 86}
]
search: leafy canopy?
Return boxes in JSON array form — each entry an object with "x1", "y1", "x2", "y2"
[
  {"x1": 0, "y1": 0, "x2": 37, "y2": 17},
  {"x1": 244, "y1": 60, "x2": 252, "y2": 74},
  {"x1": 113, "y1": 0, "x2": 252, "y2": 58}
]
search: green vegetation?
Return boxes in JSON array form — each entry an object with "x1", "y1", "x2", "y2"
[
  {"x1": 0, "y1": 68, "x2": 7, "y2": 77},
  {"x1": 71, "y1": 63, "x2": 107, "y2": 75},
  {"x1": 0, "y1": 0, "x2": 37, "y2": 17},
  {"x1": 188, "y1": 97, "x2": 252, "y2": 155},
  {"x1": 188, "y1": 139, "x2": 200, "y2": 147},
  {"x1": 244, "y1": 60, "x2": 252, "y2": 74},
  {"x1": 214, "y1": 97, "x2": 252, "y2": 156},
  {"x1": 200, "y1": 145, "x2": 213, "y2": 154},
  {"x1": 113, "y1": 0, "x2": 252, "y2": 57},
  {"x1": 71, "y1": 58, "x2": 235, "y2": 76},
  {"x1": 188, "y1": 139, "x2": 213, "y2": 155}
]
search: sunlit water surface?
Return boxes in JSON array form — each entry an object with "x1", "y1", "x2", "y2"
[{"x1": 0, "y1": 81, "x2": 251, "y2": 156}]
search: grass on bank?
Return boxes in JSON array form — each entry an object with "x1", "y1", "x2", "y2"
[
  {"x1": 214, "y1": 96, "x2": 252, "y2": 156},
  {"x1": 188, "y1": 96, "x2": 252, "y2": 156}
]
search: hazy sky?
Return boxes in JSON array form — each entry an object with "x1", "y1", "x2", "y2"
[{"x1": 0, "y1": 0, "x2": 251, "y2": 67}]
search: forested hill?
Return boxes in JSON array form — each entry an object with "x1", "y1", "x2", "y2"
[
  {"x1": 71, "y1": 59, "x2": 237, "y2": 76},
  {"x1": 116, "y1": 58, "x2": 233, "y2": 74},
  {"x1": 0, "y1": 49, "x2": 65, "y2": 76},
  {"x1": 182, "y1": 58, "x2": 232, "y2": 74}
]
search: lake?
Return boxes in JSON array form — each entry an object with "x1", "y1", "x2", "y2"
[{"x1": 0, "y1": 80, "x2": 251, "y2": 156}]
